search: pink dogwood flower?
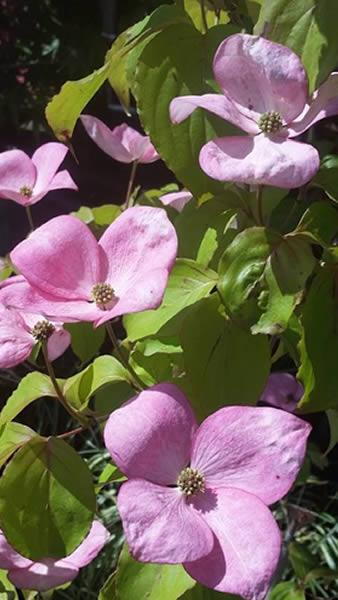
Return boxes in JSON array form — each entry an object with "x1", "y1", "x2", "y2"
[
  {"x1": 260, "y1": 373, "x2": 304, "y2": 413},
  {"x1": 159, "y1": 190, "x2": 193, "y2": 212},
  {"x1": 81, "y1": 116, "x2": 159, "y2": 164},
  {"x1": 0, "y1": 521, "x2": 109, "y2": 591},
  {"x1": 170, "y1": 34, "x2": 338, "y2": 188},
  {"x1": 0, "y1": 143, "x2": 77, "y2": 206},
  {"x1": 6, "y1": 207, "x2": 177, "y2": 327},
  {"x1": 0, "y1": 297, "x2": 70, "y2": 368},
  {"x1": 104, "y1": 383, "x2": 311, "y2": 600}
]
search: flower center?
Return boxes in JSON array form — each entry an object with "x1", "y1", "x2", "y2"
[
  {"x1": 19, "y1": 185, "x2": 33, "y2": 197},
  {"x1": 31, "y1": 320, "x2": 55, "y2": 341},
  {"x1": 258, "y1": 111, "x2": 283, "y2": 134},
  {"x1": 91, "y1": 283, "x2": 115, "y2": 309},
  {"x1": 177, "y1": 467, "x2": 205, "y2": 496}
]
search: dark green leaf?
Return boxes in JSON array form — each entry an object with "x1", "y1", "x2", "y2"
[
  {"x1": 295, "y1": 201, "x2": 338, "y2": 246},
  {"x1": 0, "y1": 373, "x2": 57, "y2": 426},
  {"x1": 99, "y1": 572, "x2": 116, "y2": 600},
  {"x1": 66, "y1": 322, "x2": 105, "y2": 363},
  {"x1": 269, "y1": 582, "x2": 305, "y2": 600},
  {"x1": 0, "y1": 437, "x2": 95, "y2": 559},
  {"x1": 313, "y1": 155, "x2": 338, "y2": 202},
  {"x1": 288, "y1": 542, "x2": 317, "y2": 579},
  {"x1": 326, "y1": 409, "x2": 338, "y2": 454},
  {"x1": 130, "y1": 339, "x2": 182, "y2": 386}
]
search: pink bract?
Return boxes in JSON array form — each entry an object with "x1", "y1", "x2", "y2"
[
  {"x1": 104, "y1": 383, "x2": 311, "y2": 600},
  {"x1": 159, "y1": 190, "x2": 193, "y2": 212},
  {"x1": 6, "y1": 206, "x2": 177, "y2": 327},
  {"x1": 81, "y1": 115, "x2": 159, "y2": 163},
  {"x1": 0, "y1": 521, "x2": 109, "y2": 591},
  {"x1": 0, "y1": 143, "x2": 77, "y2": 206},
  {"x1": 170, "y1": 34, "x2": 338, "y2": 188},
  {"x1": 260, "y1": 372, "x2": 304, "y2": 413},
  {"x1": 0, "y1": 301, "x2": 70, "y2": 368}
]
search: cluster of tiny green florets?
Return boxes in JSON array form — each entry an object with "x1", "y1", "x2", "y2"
[
  {"x1": 19, "y1": 185, "x2": 33, "y2": 197},
  {"x1": 91, "y1": 283, "x2": 115, "y2": 308},
  {"x1": 177, "y1": 467, "x2": 205, "y2": 496},
  {"x1": 258, "y1": 111, "x2": 283, "y2": 133},
  {"x1": 31, "y1": 320, "x2": 55, "y2": 341}
]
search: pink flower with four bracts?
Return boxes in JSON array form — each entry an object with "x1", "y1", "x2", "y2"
[
  {"x1": 0, "y1": 143, "x2": 77, "y2": 206},
  {"x1": 81, "y1": 116, "x2": 159, "y2": 163},
  {"x1": 5, "y1": 207, "x2": 177, "y2": 327},
  {"x1": 170, "y1": 34, "x2": 338, "y2": 188},
  {"x1": 0, "y1": 299, "x2": 71, "y2": 368},
  {"x1": 104, "y1": 383, "x2": 311, "y2": 600},
  {"x1": 260, "y1": 372, "x2": 304, "y2": 413},
  {"x1": 0, "y1": 521, "x2": 108, "y2": 591}
]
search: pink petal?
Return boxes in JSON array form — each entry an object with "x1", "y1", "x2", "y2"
[
  {"x1": 260, "y1": 373, "x2": 303, "y2": 413},
  {"x1": 117, "y1": 479, "x2": 214, "y2": 563},
  {"x1": 65, "y1": 521, "x2": 109, "y2": 568},
  {"x1": 170, "y1": 94, "x2": 260, "y2": 134},
  {"x1": 0, "y1": 189, "x2": 36, "y2": 206},
  {"x1": 0, "y1": 149, "x2": 36, "y2": 196},
  {"x1": 213, "y1": 34, "x2": 307, "y2": 123},
  {"x1": 0, "y1": 306, "x2": 33, "y2": 368},
  {"x1": 10, "y1": 215, "x2": 108, "y2": 301},
  {"x1": 31, "y1": 143, "x2": 69, "y2": 195},
  {"x1": 288, "y1": 72, "x2": 338, "y2": 137},
  {"x1": 104, "y1": 383, "x2": 197, "y2": 485},
  {"x1": 120, "y1": 126, "x2": 159, "y2": 163},
  {"x1": 47, "y1": 328, "x2": 71, "y2": 361},
  {"x1": 184, "y1": 487, "x2": 281, "y2": 600},
  {"x1": 81, "y1": 116, "x2": 132, "y2": 162},
  {"x1": 29, "y1": 171, "x2": 78, "y2": 205},
  {"x1": 0, "y1": 530, "x2": 32, "y2": 570},
  {"x1": 191, "y1": 406, "x2": 311, "y2": 505},
  {"x1": 159, "y1": 190, "x2": 193, "y2": 212},
  {"x1": 199, "y1": 134, "x2": 320, "y2": 188},
  {"x1": 99, "y1": 205, "x2": 177, "y2": 301}
]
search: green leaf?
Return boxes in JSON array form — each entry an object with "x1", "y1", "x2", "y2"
[
  {"x1": 297, "y1": 267, "x2": 338, "y2": 412},
  {"x1": 130, "y1": 339, "x2": 183, "y2": 386},
  {"x1": 0, "y1": 372, "x2": 57, "y2": 426},
  {"x1": 181, "y1": 295, "x2": 270, "y2": 419},
  {"x1": 99, "y1": 572, "x2": 116, "y2": 600},
  {"x1": 66, "y1": 322, "x2": 105, "y2": 363},
  {"x1": 295, "y1": 201, "x2": 338, "y2": 246},
  {"x1": 326, "y1": 409, "x2": 338, "y2": 454},
  {"x1": 92, "y1": 204, "x2": 122, "y2": 226},
  {"x1": 0, "y1": 257, "x2": 12, "y2": 282},
  {"x1": 94, "y1": 382, "x2": 134, "y2": 416},
  {"x1": 98, "y1": 463, "x2": 125, "y2": 486},
  {"x1": 63, "y1": 355, "x2": 132, "y2": 411},
  {"x1": 0, "y1": 568, "x2": 19, "y2": 599},
  {"x1": 255, "y1": 0, "x2": 338, "y2": 90},
  {"x1": 180, "y1": 583, "x2": 240, "y2": 599},
  {"x1": 134, "y1": 23, "x2": 240, "y2": 196},
  {"x1": 269, "y1": 582, "x2": 305, "y2": 600},
  {"x1": 0, "y1": 422, "x2": 37, "y2": 468},
  {"x1": 0, "y1": 437, "x2": 95, "y2": 560},
  {"x1": 124, "y1": 259, "x2": 217, "y2": 341},
  {"x1": 304, "y1": 567, "x2": 338, "y2": 584},
  {"x1": 178, "y1": 0, "x2": 230, "y2": 31},
  {"x1": 115, "y1": 544, "x2": 195, "y2": 599},
  {"x1": 314, "y1": 155, "x2": 338, "y2": 202},
  {"x1": 288, "y1": 542, "x2": 317, "y2": 579}
]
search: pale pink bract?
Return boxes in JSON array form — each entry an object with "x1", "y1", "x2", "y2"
[
  {"x1": 0, "y1": 521, "x2": 109, "y2": 591},
  {"x1": 6, "y1": 206, "x2": 177, "y2": 327},
  {"x1": 81, "y1": 116, "x2": 159, "y2": 164},
  {"x1": 104, "y1": 383, "x2": 311, "y2": 600},
  {"x1": 170, "y1": 34, "x2": 338, "y2": 188},
  {"x1": 159, "y1": 190, "x2": 193, "y2": 212},
  {"x1": 0, "y1": 143, "x2": 77, "y2": 206},
  {"x1": 260, "y1": 372, "x2": 304, "y2": 413}
]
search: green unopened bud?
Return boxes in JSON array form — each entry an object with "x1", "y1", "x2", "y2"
[{"x1": 258, "y1": 111, "x2": 283, "y2": 134}]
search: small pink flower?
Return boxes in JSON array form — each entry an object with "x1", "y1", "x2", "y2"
[
  {"x1": 0, "y1": 521, "x2": 109, "y2": 591},
  {"x1": 104, "y1": 383, "x2": 311, "y2": 600},
  {"x1": 159, "y1": 190, "x2": 193, "y2": 212},
  {"x1": 170, "y1": 34, "x2": 338, "y2": 188},
  {"x1": 0, "y1": 143, "x2": 77, "y2": 206},
  {"x1": 6, "y1": 207, "x2": 177, "y2": 327},
  {"x1": 0, "y1": 298, "x2": 71, "y2": 368},
  {"x1": 260, "y1": 373, "x2": 304, "y2": 413},
  {"x1": 81, "y1": 116, "x2": 159, "y2": 164}
]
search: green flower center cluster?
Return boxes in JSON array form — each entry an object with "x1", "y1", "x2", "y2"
[
  {"x1": 177, "y1": 467, "x2": 205, "y2": 496},
  {"x1": 19, "y1": 185, "x2": 33, "y2": 197},
  {"x1": 91, "y1": 283, "x2": 115, "y2": 308},
  {"x1": 31, "y1": 320, "x2": 55, "y2": 341},
  {"x1": 258, "y1": 111, "x2": 283, "y2": 134}
]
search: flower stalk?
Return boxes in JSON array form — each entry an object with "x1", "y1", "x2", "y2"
[
  {"x1": 125, "y1": 160, "x2": 138, "y2": 209},
  {"x1": 105, "y1": 321, "x2": 145, "y2": 391}
]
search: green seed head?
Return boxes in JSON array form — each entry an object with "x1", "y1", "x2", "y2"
[
  {"x1": 19, "y1": 185, "x2": 33, "y2": 197},
  {"x1": 177, "y1": 467, "x2": 205, "y2": 496},
  {"x1": 31, "y1": 320, "x2": 55, "y2": 342},
  {"x1": 91, "y1": 283, "x2": 115, "y2": 308},
  {"x1": 258, "y1": 111, "x2": 283, "y2": 134}
]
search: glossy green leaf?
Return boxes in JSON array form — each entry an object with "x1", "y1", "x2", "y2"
[
  {"x1": 298, "y1": 267, "x2": 338, "y2": 412},
  {"x1": 181, "y1": 295, "x2": 270, "y2": 419},
  {"x1": 63, "y1": 355, "x2": 132, "y2": 411},
  {"x1": 66, "y1": 322, "x2": 105, "y2": 363},
  {"x1": 98, "y1": 463, "x2": 125, "y2": 486},
  {"x1": 295, "y1": 201, "x2": 338, "y2": 246},
  {"x1": 269, "y1": 582, "x2": 305, "y2": 600},
  {"x1": 115, "y1": 545, "x2": 195, "y2": 600},
  {"x1": 134, "y1": 23, "x2": 240, "y2": 196},
  {"x1": 313, "y1": 155, "x2": 338, "y2": 202},
  {"x1": 0, "y1": 569, "x2": 18, "y2": 599},
  {"x1": 288, "y1": 542, "x2": 317, "y2": 579},
  {"x1": 0, "y1": 422, "x2": 37, "y2": 468},
  {"x1": 0, "y1": 372, "x2": 57, "y2": 426},
  {"x1": 0, "y1": 437, "x2": 95, "y2": 560},
  {"x1": 255, "y1": 0, "x2": 338, "y2": 90},
  {"x1": 92, "y1": 204, "x2": 122, "y2": 226},
  {"x1": 129, "y1": 339, "x2": 182, "y2": 386},
  {"x1": 124, "y1": 259, "x2": 217, "y2": 341}
]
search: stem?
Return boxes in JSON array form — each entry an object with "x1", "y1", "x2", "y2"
[
  {"x1": 124, "y1": 161, "x2": 138, "y2": 209},
  {"x1": 256, "y1": 185, "x2": 264, "y2": 226},
  {"x1": 42, "y1": 342, "x2": 89, "y2": 426},
  {"x1": 105, "y1": 321, "x2": 145, "y2": 391},
  {"x1": 57, "y1": 414, "x2": 109, "y2": 440},
  {"x1": 200, "y1": 0, "x2": 209, "y2": 33},
  {"x1": 25, "y1": 205, "x2": 34, "y2": 231}
]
